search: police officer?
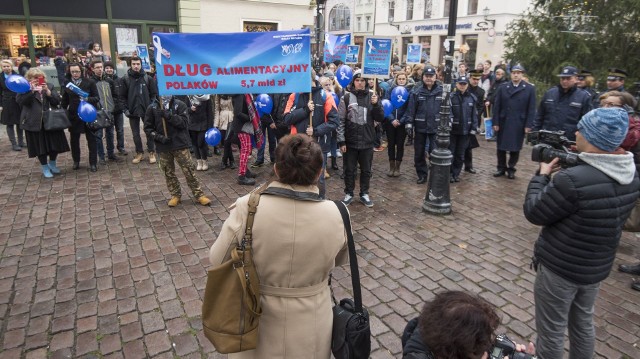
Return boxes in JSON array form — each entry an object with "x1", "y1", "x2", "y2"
[
  {"x1": 464, "y1": 69, "x2": 486, "y2": 173},
  {"x1": 402, "y1": 66, "x2": 443, "y2": 184},
  {"x1": 533, "y1": 66, "x2": 592, "y2": 141},
  {"x1": 449, "y1": 76, "x2": 477, "y2": 183},
  {"x1": 143, "y1": 95, "x2": 212, "y2": 207}
]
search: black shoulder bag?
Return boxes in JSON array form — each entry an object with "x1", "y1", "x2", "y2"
[
  {"x1": 331, "y1": 200, "x2": 371, "y2": 359},
  {"x1": 86, "y1": 103, "x2": 114, "y2": 131}
]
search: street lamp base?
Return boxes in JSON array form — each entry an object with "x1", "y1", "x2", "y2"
[{"x1": 422, "y1": 147, "x2": 453, "y2": 215}]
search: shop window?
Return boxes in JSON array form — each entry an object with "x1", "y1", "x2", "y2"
[
  {"x1": 243, "y1": 22, "x2": 278, "y2": 32},
  {"x1": 418, "y1": 36, "x2": 431, "y2": 63},
  {"x1": 461, "y1": 35, "x2": 478, "y2": 66},
  {"x1": 30, "y1": 22, "x2": 111, "y2": 67},
  {"x1": 0, "y1": 20, "x2": 29, "y2": 61}
]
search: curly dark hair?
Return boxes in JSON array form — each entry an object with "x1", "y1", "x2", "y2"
[
  {"x1": 419, "y1": 291, "x2": 500, "y2": 359},
  {"x1": 274, "y1": 134, "x2": 323, "y2": 186}
]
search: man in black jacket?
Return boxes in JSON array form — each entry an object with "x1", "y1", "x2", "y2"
[
  {"x1": 337, "y1": 70, "x2": 384, "y2": 207},
  {"x1": 104, "y1": 61, "x2": 127, "y2": 155},
  {"x1": 61, "y1": 63, "x2": 100, "y2": 172},
  {"x1": 144, "y1": 95, "x2": 211, "y2": 207},
  {"x1": 523, "y1": 107, "x2": 640, "y2": 359},
  {"x1": 121, "y1": 56, "x2": 158, "y2": 164}
]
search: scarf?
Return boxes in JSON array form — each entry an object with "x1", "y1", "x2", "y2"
[{"x1": 245, "y1": 94, "x2": 263, "y2": 148}]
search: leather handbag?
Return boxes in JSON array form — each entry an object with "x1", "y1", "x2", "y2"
[
  {"x1": 202, "y1": 192, "x2": 263, "y2": 354},
  {"x1": 43, "y1": 107, "x2": 71, "y2": 131},
  {"x1": 86, "y1": 107, "x2": 114, "y2": 131},
  {"x1": 331, "y1": 200, "x2": 371, "y2": 359}
]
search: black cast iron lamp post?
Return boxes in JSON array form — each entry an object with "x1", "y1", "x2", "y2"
[{"x1": 422, "y1": 0, "x2": 458, "y2": 215}]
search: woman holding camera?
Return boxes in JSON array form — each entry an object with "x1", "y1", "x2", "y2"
[
  {"x1": 209, "y1": 134, "x2": 348, "y2": 358},
  {"x1": 16, "y1": 68, "x2": 70, "y2": 178}
]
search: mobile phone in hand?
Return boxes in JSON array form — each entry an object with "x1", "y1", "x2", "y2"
[{"x1": 38, "y1": 77, "x2": 46, "y2": 86}]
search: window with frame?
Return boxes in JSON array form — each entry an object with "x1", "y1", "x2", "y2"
[
  {"x1": 357, "y1": 17, "x2": 362, "y2": 32},
  {"x1": 443, "y1": 0, "x2": 451, "y2": 17},
  {"x1": 467, "y1": 0, "x2": 478, "y2": 15},
  {"x1": 328, "y1": 4, "x2": 351, "y2": 32},
  {"x1": 424, "y1": 0, "x2": 432, "y2": 19},
  {"x1": 388, "y1": 1, "x2": 395, "y2": 22},
  {"x1": 366, "y1": 16, "x2": 371, "y2": 31},
  {"x1": 407, "y1": 0, "x2": 414, "y2": 20}
]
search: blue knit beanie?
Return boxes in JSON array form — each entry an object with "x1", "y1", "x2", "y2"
[{"x1": 577, "y1": 108, "x2": 629, "y2": 151}]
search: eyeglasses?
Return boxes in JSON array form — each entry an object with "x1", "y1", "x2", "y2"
[
  {"x1": 600, "y1": 101, "x2": 623, "y2": 108},
  {"x1": 70, "y1": 70, "x2": 81, "y2": 74}
]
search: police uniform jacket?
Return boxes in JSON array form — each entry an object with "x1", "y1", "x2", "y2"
[
  {"x1": 449, "y1": 89, "x2": 478, "y2": 135},
  {"x1": 533, "y1": 85, "x2": 592, "y2": 141},
  {"x1": 492, "y1": 80, "x2": 536, "y2": 152},
  {"x1": 401, "y1": 83, "x2": 443, "y2": 134},
  {"x1": 61, "y1": 77, "x2": 100, "y2": 133},
  {"x1": 143, "y1": 98, "x2": 190, "y2": 153},
  {"x1": 524, "y1": 154, "x2": 640, "y2": 284}
]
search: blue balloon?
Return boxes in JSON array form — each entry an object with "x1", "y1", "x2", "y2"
[
  {"x1": 331, "y1": 92, "x2": 340, "y2": 106},
  {"x1": 5, "y1": 74, "x2": 30, "y2": 94},
  {"x1": 390, "y1": 86, "x2": 409, "y2": 109},
  {"x1": 255, "y1": 94, "x2": 273, "y2": 115},
  {"x1": 205, "y1": 127, "x2": 222, "y2": 146},
  {"x1": 381, "y1": 99, "x2": 393, "y2": 117},
  {"x1": 78, "y1": 100, "x2": 97, "y2": 122},
  {"x1": 320, "y1": 89, "x2": 327, "y2": 101},
  {"x1": 336, "y1": 65, "x2": 353, "y2": 88}
]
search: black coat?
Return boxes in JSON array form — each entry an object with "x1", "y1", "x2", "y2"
[
  {"x1": 533, "y1": 85, "x2": 592, "y2": 141},
  {"x1": 16, "y1": 84, "x2": 61, "y2": 132},
  {"x1": 143, "y1": 98, "x2": 191, "y2": 153},
  {"x1": 188, "y1": 96, "x2": 214, "y2": 132},
  {"x1": 61, "y1": 77, "x2": 100, "y2": 133},
  {"x1": 524, "y1": 162, "x2": 640, "y2": 284},
  {"x1": 402, "y1": 83, "x2": 443, "y2": 134},
  {"x1": 492, "y1": 81, "x2": 536, "y2": 152},
  {"x1": 449, "y1": 89, "x2": 478, "y2": 135},
  {"x1": 0, "y1": 71, "x2": 21, "y2": 126},
  {"x1": 106, "y1": 73, "x2": 125, "y2": 114},
  {"x1": 121, "y1": 69, "x2": 157, "y2": 117},
  {"x1": 401, "y1": 318, "x2": 434, "y2": 359},
  {"x1": 230, "y1": 94, "x2": 252, "y2": 135}
]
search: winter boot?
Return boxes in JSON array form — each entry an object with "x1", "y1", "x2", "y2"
[
  {"x1": 331, "y1": 157, "x2": 339, "y2": 171},
  {"x1": 41, "y1": 164, "x2": 53, "y2": 178},
  {"x1": 196, "y1": 159, "x2": 203, "y2": 171},
  {"x1": 387, "y1": 160, "x2": 395, "y2": 177},
  {"x1": 201, "y1": 159, "x2": 208, "y2": 171},
  {"x1": 238, "y1": 175, "x2": 256, "y2": 185},
  {"x1": 48, "y1": 160, "x2": 61, "y2": 174},
  {"x1": 393, "y1": 161, "x2": 401, "y2": 177}
]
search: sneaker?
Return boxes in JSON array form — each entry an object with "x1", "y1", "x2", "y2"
[
  {"x1": 197, "y1": 195, "x2": 212, "y2": 206},
  {"x1": 132, "y1": 153, "x2": 143, "y2": 164},
  {"x1": 342, "y1": 194, "x2": 354, "y2": 206},
  {"x1": 118, "y1": 149, "x2": 128, "y2": 156},
  {"x1": 360, "y1": 194, "x2": 374, "y2": 207},
  {"x1": 168, "y1": 196, "x2": 181, "y2": 207},
  {"x1": 251, "y1": 161, "x2": 264, "y2": 168},
  {"x1": 373, "y1": 146, "x2": 384, "y2": 152}
]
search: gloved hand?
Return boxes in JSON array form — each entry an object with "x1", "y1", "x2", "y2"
[{"x1": 151, "y1": 131, "x2": 171, "y2": 145}]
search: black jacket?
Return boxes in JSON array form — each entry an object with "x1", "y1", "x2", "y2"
[
  {"x1": 0, "y1": 71, "x2": 21, "y2": 126},
  {"x1": 61, "y1": 77, "x2": 100, "y2": 133},
  {"x1": 402, "y1": 83, "x2": 443, "y2": 134},
  {"x1": 143, "y1": 97, "x2": 190, "y2": 153},
  {"x1": 469, "y1": 84, "x2": 486, "y2": 123},
  {"x1": 106, "y1": 73, "x2": 125, "y2": 114},
  {"x1": 187, "y1": 96, "x2": 214, "y2": 132},
  {"x1": 524, "y1": 157, "x2": 640, "y2": 284},
  {"x1": 337, "y1": 87, "x2": 384, "y2": 150},
  {"x1": 533, "y1": 85, "x2": 592, "y2": 141},
  {"x1": 402, "y1": 318, "x2": 434, "y2": 359},
  {"x1": 16, "y1": 84, "x2": 61, "y2": 132},
  {"x1": 449, "y1": 89, "x2": 478, "y2": 135},
  {"x1": 121, "y1": 69, "x2": 157, "y2": 117},
  {"x1": 230, "y1": 94, "x2": 252, "y2": 135}
]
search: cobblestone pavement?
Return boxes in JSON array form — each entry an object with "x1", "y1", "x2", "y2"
[{"x1": 0, "y1": 130, "x2": 638, "y2": 359}]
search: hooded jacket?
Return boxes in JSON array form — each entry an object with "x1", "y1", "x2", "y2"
[
  {"x1": 143, "y1": 97, "x2": 190, "y2": 153},
  {"x1": 91, "y1": 73, "x2": 116, "y2": 115},
  {"x1": 524, "y1": 151, "x2": 640, "y2": 284},
  {"x1": 187, "y1": 95, "x2": 214, "y2": 132},
  {"x1": 121, "y1": 68, "x2": 157, "y2": 117},
  {"x1": 337, "y1": 73, "x2": 384, "y2": 149}
]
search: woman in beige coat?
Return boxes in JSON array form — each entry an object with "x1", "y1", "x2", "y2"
[
  {"x1": 209, "y1": 134, "x2": 348, "y2": 358},
  {"x1": 215, "y1": 94, "x2": 235, "y2": 169}
]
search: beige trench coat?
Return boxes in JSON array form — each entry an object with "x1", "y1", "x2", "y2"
[
  {"x1": 214, "y1": 95, "x2": 234, "y2": 130},
  {"x1": 209, "y1": 182, "x2": 349, "y2": 359}
]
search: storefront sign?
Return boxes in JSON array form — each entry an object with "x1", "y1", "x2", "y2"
[
  {"x1": 362, "y1": 36, "x2": 393, "y2": 79},
  {"x1": 414, "y1": 22, "x2": 474, "y2": 32},
  {"x1": 136, "y1": 44, "x2": 152, "y2": 72},
  {"x1": 153, "y1": 30, "x2": 311, "y2": 95},
  {"x1": 324, "y1": 33, "x2": 351, "y2": 63},
  {"x1": 406, "y1": 44, "x2": 422, "y2": 64},
  {"x1": 345, "y1": 45, "x2": 359, "y2": 64}
]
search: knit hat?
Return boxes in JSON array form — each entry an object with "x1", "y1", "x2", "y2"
[{"x1": 577, "y1": 108, "x2": 629, "y2": 152}]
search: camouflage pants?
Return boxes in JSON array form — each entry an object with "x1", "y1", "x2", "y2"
[{"x1": 158, "y1": 148, "x2": 204, "y2": 199}]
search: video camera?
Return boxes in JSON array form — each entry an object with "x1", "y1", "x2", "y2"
[
  {"x1": 489, "y1": 334, "x2": 537, "y2": 359},
  {"x1": 526, "y1": 130, "x2": 580, "y2": 167}
]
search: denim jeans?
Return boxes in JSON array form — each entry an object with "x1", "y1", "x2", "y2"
[
  {"x1": 129, "y1": 116, "x2": 155, "y2": 154},
  {"x1": 113, "y1": 112, "x2": 125, "y2": 152},
  {"x1": 329, "y1": 130, "x2": 338, "y2": 157},
  {"x1": 256, "y1": 123, "x2": 277, "y2": 163},
  {"x1": 95, "y1": 125, "x2": 115, "y2": 159},
  {"x1": 318, "y1": 153, "x2": 327, "y2": 199}
]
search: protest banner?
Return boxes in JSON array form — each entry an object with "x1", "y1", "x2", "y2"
[
  {"x1": 323, "y1": 33, "x2": 351, "y2": 64},
  {"x1": 362, "y1": 36, "x2": 393, "y2": 79},
  {"x1": 345, "y1": 45, "x2": 359, "y2": 64},
  {"x1": 136, "y1": 44, "x2": 152, "y2": 72},
  {"x1": 153, "y1": 29, "x2": 311, "y2": 95},
  {"x1": 406, "y1": 44, "x2": 422, "y2": 64}
]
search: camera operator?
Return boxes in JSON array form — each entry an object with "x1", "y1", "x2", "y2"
[
  {"x1": 401, "y1": 291, "x2": 534, "y2": 359},
  {"x1": 523, "y1": 107, "x2": 640, "y2": 359}
]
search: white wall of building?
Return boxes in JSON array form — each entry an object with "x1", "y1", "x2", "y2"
[{"x1": 199, "y1": 0, "x2": 314, "y2": 33}]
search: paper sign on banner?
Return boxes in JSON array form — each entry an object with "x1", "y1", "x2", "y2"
[
  {"x1": 154, "y1": 30, "x2": 311, "y2": 95},
  {"x1": 345, "y1": 45, "x2": 360, "y2": 64},
  {"x1": 323, "y1": 33, "x2": 351, "y2": 64},
  {"x1": 362, "y1": 36, "x2": 393, "y2": 79},
  {"x1": 406, "y1": 44, "x2": 422, "y2": 64},
  {"x1": 136, "y1": 44, "x2": 152, "y2": 72}
]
